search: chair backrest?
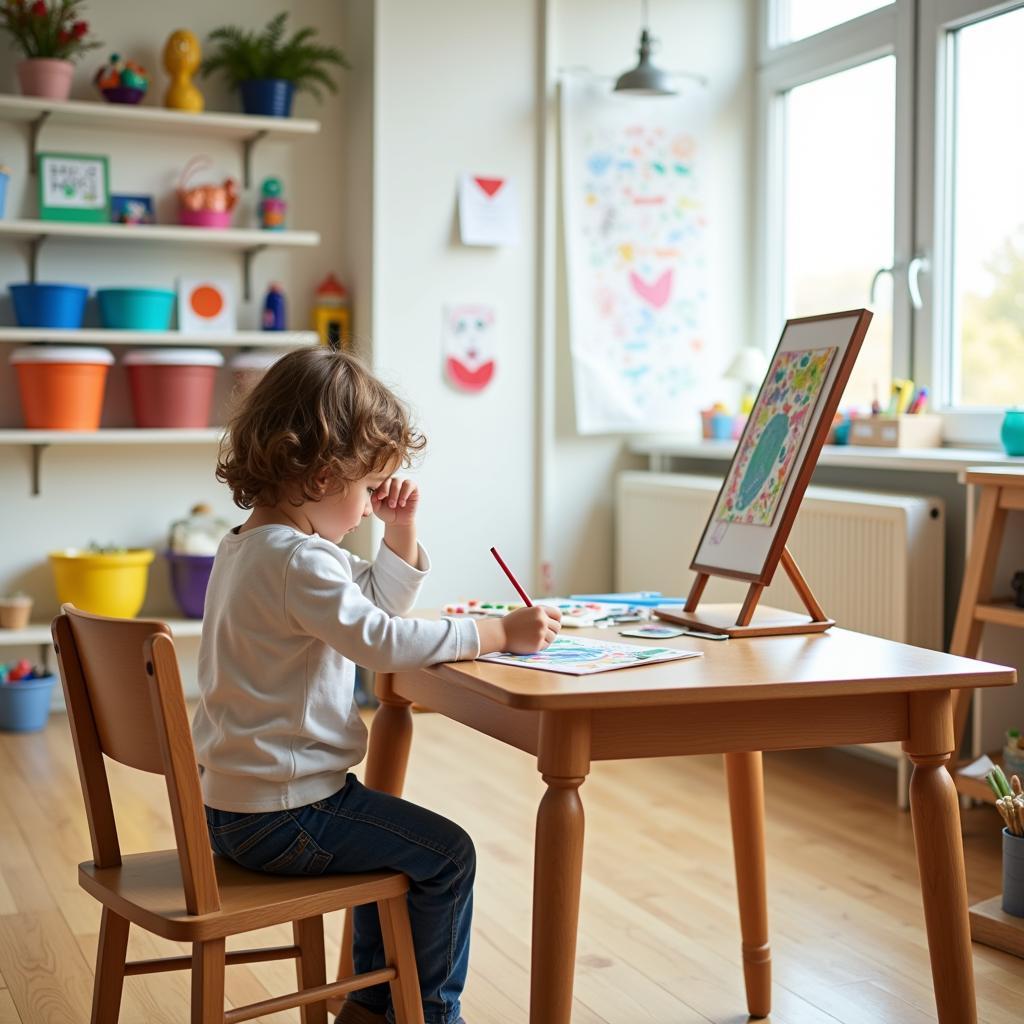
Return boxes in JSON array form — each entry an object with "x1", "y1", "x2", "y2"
[{"x1": 52, "y1": 605, "x2": 221, "y2": 915}]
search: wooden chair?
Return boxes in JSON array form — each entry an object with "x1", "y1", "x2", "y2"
[{"x1": 52, "y1": 605, "x2": 425, "y2": 1024}]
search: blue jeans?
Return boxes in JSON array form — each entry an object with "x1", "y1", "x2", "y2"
[{"x1": 205, "y1": 774, "x2": 474, "y2": 1024}]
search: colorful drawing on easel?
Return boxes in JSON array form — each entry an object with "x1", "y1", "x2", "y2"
[
  {"x1": 561, "y1": 73, "x2": 711, "y2": 433},
  {"x1": 479, "y1": 635, "x2": 701, "y2": 675},
  {"x1": 713, "y1": 347, "x2": 837, "y2": 529}
]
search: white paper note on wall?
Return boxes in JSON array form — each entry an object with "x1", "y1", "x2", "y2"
[{"x1": 458, "y1": 173, "x2": 520, "y2": 246}]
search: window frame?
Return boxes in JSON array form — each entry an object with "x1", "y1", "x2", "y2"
[
  {"x1": 756, "y1": 2, "x2": 915, "y2": 399},
  {"x1": 761, "y1": 0, "x2": 1023, "y2": 446}
]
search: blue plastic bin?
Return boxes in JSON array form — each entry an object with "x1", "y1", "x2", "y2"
[
  {"x1": 10, "y1": 283, "x2": 88, "y2": 328},
  {"x1": 0, "y1": 675, "x2": 56, "y2": 732},
  {"x1": 97, "y1": 288, "x2": 175, "y2": 331}
]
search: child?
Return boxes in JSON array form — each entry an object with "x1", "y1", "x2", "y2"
[{"x1": 193, "y1": 348, "x2": 560, "y2": 1024}]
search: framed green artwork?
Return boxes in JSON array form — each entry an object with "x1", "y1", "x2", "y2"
[{"x1": 37, "y1": 152, "x2": 110, "y2": 222}]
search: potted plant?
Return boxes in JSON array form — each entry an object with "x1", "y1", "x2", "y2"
[
  {"x1": 0, "y1": 0, "x2": 100, "y2": 100},
  {"x1": 200, "y1": 11, "x2": 348, "y2": 118}
]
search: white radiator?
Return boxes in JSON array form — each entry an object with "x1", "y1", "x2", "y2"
[
  {"x1": 616, "y1": 472, "x2": 944, "y2": 648},
  {"x1": 616, "y1": 472, "x2": 946, "y2": 806}
]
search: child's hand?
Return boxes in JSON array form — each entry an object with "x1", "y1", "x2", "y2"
[
  {"x1": 502, "y1": 605, "x2": 561, "y2": 654},
  {"x1": 372, "y1": 477, "x2": 419, "y2": 527}
]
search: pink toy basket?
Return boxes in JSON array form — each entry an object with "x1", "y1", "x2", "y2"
[{"x1": 177, "y1": 156, "x2": 238, "y2": 229}]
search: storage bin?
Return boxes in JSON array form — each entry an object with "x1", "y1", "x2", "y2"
[
  {"x1": 10, "y1": 345, "x2": 114, "y2": 429},
  {"x1": 849, "y1": 414, "x2": 943, "y2": 449},
  {"x1": 50, "y1": 548, "x2": 154, "y2": 617},
  {"x1": 123, "y1": 348, "x2": 224, "y2": 428},
  {"x1": 97, "y1": 288, "x2": 175, "y2": 330},
  {"x1": 10, "y1": 282, "x2": 88, "y2": 328},
  {"x1": 230, "y1": 350, "x2": 285, "y2": 395},
  {"x1": 0, "y1": 595, "x2": 32, "y2": 629},
  {"x1": 0, "y1": 675, "x2": 56, "y2": 732},
  {"x1": 165, "y1": 551, "x2": 215, "y2": 618}
]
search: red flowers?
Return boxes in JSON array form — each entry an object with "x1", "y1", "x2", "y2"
[
  {"x1": 71, "y1": 19, "x2": 86, "y2": 37},
  {"x1": 29, "y1": 0, "x2": 44, "y2": 16}
]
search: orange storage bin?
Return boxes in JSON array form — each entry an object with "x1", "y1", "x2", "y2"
[
  {"x1": 9, "y1": 346, "x2": 114, "y2": 430},
  {"x1": 123, "y1": 348, "x2": 224, "y2": 428}
]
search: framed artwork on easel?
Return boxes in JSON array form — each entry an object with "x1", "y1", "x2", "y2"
[{"x1": 657, "y1": 308, "x2": 873, "y2": 638}]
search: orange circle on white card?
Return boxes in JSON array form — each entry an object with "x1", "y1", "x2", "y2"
[{"x1": 190, "y1": 285, "x2": 224, "y2": 320}]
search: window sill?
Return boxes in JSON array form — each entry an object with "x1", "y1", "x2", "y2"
[{"x1": 629, "y1": 437, "x2": 1024, "y2": 475}]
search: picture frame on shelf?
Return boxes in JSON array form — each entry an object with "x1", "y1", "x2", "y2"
[
  {"x1": 110, "y1": 193, "x2": 155, "y2": 225},
  {"x1": 37, "y1": 152, "x2": 110, "y2": 222},
  {"x1": 178, "y1": 277, "x2": 236, "y2": 333}
]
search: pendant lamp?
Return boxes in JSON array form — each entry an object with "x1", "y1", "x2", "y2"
[{"x1": 614, "y1": 0, "x2": 676, "y2": 97}]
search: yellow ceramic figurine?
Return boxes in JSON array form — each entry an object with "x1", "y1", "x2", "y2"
[{"x1": 163, "y1": 29, "x2": 204, "y2": 112}]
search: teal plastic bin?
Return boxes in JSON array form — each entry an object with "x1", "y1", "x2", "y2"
[
  {"x1": 97, "y1": 288, "x2": 175, "y2": 330},
  {"x1": 0, "y1": 675, "x2": 56, "y2": 732}
]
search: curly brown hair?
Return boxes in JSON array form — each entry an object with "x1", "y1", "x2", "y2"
[{"x1": 217, "y1": 347, "x2": 426, "y2": 509}]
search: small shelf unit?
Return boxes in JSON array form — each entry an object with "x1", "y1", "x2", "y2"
[
  {"x1": 0, "y1": 428, "x2": 225, "y2": 496},
  {"x1": 0, "y1": 328, "x2": 317, "y2": 347},
  {"x1": 0, "y1": 617, "x2": 203, "y2": 648},
  {"x1": 0, "y1": 93, "x2": 320, "y2": 187}
]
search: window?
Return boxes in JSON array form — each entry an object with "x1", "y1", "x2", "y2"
[
  {"x1": 946, "y1": 7, "x2": 1024, "y2": 407},
  {"x1": 762, "y1": 0, "x2": 1024, "y2": 442},
  {"x1": 783, "y1": 57, "x2": 896, "y2": 409},
  {"x1": 776, "y1": 0, "x2": 893, "y2": 44}
]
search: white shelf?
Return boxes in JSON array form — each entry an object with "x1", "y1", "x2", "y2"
[
  {"x1": 630, "y1": 438, "x2": 1024, "y2": 475},
  {"x1": 0, "y1": 328, "x2": 316, "y2": 348},
  {"x1": 0, "y1": 428, "x2": 223, "y2": 445},
  {"x1": 0, "y1": 219, "x2": 319, "y2": 249},
  {"x1": 0, "y1": 617, "x2": 203, "y2": 647},
  {"x1": 0, "y1": 93, "x2": 320, "y2": 141}
]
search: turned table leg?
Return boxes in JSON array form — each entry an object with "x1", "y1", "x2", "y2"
[
  {"x1": 904, "y1": 690, "x2": 977, "y2": 1024},
  {"x1": 332, "y1": 676, "x2": 413, "y2": 1009},
  {"x1": 725, "y1": 751, "x2": 771, "y2": 1018},
  {"x1": 530, "y1": 712, "x2": 591, "y2": 1024}
]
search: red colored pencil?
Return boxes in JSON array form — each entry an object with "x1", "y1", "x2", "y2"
[{"x1": 489, "y1": 546, "x2": 533, "y2": 607}]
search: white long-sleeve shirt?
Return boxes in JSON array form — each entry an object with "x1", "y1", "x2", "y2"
[{"x1": 192, "y1": 524, "x2": 480, "y2": 812}]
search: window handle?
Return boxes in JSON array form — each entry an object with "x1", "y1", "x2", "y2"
[
  {"x1": 907, "y1": 255, "x2": 931, "y2": 310},
  {"x1": 869, "y1": 265, "x2": 894, "y2": 305}
]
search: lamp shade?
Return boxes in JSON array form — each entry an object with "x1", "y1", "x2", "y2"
[
  {"x1": 725, "y1": 346, "x2": 769, "y2": 388},
  {"x1": 614, "y1": 29, "x2": 676, "y2": 97}
]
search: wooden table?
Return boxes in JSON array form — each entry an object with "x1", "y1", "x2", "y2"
[{"x1": 344, "y1": 612, "x2": 1016, "y2": 1023}]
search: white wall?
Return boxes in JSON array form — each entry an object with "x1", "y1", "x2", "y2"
[
  {"x1": 542, "y1": 0, "x2": 756, "y2": 596},
  {"x1": 0, "y1": 0, "x2": 347, "y2": 683},
  {"x1": 365, "y1": 0, "x2": 540, "y2": 605}
]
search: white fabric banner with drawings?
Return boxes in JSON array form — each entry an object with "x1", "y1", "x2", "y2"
[{"x1": 560, "y1": 73, "x2": 711, "y2": 434}]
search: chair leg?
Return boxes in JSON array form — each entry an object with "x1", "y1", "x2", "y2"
[
  {"x1": 191, "y1": 938, "x2": 226, "y2": 1024},
  {"x1": 379, "y1": 896, "x2": 425, "y2": 1024},
  {"x1": 294, "y1": 916, "x2": 328, "y2": 1024},
  {"x1": 91, "y1": 907, "x2": 130, "y2": 1024}
]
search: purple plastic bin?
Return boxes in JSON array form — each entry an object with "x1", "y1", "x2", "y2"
[{"x1": 165, "y1": 551, "x2": 214, "y2": 619}]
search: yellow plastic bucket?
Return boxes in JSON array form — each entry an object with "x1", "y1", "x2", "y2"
[{"x1": 49, "y1": 549, "x2": 155, "y2": 618}]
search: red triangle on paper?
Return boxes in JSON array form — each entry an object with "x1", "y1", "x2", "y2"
[{"x1": 473, "y1": 177, "x2": 505, "y2": 198}]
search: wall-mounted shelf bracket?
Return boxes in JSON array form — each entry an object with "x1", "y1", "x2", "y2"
[
  {"x1": 30, "y1": 442, "x2": 49, "y2": 497},
  {"x1": 28, "y1": 234, "x2": 47, "y2": 282},
  {"x1": 242, "y1": 244, "x2": 266, "y2": 301},
  {"x1": 28, "y1": 110, "x2": 50, "y2": 172},
  {"x1": 242, "y1": 130, "x2": 269, "y2": 189}
]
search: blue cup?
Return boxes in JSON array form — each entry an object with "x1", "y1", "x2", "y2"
[
  {"x1": 0, "y1": 675, "x2": 56, "y2": 732},
  {"x1": 710, "y1": 412, "x2": 734, "y2": 440},
  {"x1": 0, "y1": 170, "x2": 9, "y2": 219}
]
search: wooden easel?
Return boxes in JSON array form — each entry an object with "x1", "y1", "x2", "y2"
[{"x1": 656, "y1": 547, "x2": 835, "y2": 638}]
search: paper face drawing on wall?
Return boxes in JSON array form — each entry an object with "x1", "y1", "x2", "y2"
[
  {"x1": 178, "y1": 277, "x2": 236, "y2": 333},
  {"x1": 442, "y1": 304, "x2": 496, "y2": 393}
]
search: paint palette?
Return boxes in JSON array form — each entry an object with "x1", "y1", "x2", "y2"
[
  {"x1": 479, "y1": 635, "x2": 702, "y2": 675},
  {"x1": 441, "y1": 598, "x2": 646, "y2": 628}
]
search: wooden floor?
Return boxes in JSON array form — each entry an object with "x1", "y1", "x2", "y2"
[{"x1": 0, "y1": 712, "x2": 1022, "y2": 1024}]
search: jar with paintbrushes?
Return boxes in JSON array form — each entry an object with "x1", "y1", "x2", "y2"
[{"x1": 986, "y1": 765, "x2": 1024, "y2": 917}]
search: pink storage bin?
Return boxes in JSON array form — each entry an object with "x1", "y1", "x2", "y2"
[
  {"x1": 229, "y1": 350, "x2": 287, "y2": 396},
  {"x1": 123, "y1": 348, "x2": 224, "y2": 428},
  {"x1": 179, "y1": 208, "x2": 233, "y2": 229}
]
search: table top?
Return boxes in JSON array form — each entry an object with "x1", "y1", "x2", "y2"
[{"x1": 417, "y1": 609, "x2": 1017, "y2": 711}]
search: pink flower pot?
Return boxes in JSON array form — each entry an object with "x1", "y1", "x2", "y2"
[{"x1": 16, "y1": 58, "x2": 74, "y2": 100}]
